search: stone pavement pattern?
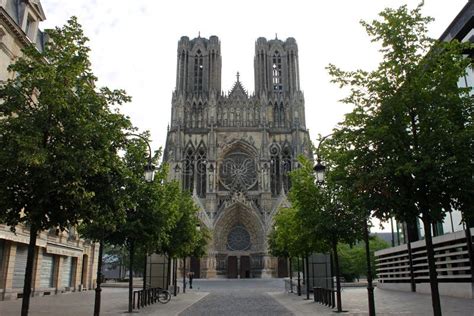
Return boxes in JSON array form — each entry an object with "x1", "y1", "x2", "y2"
[
  {"x1": 0, "y1": 287, "x2": 208, "y2": 315},
  {"x1": 2, "y1": 279, "x2": 474, "y2": 315},
  {"x1": 180, "y1": 279, "x2": 292, "y2": 316},
  {"x1": 270, "y1": 286, "x2": 474, "y2": 316}
]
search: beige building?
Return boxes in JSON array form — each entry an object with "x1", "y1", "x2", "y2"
[
  {"x1": 162, "y1": 35, "x2": 312, "y2": 278},
  {"x1": 0, "y1": 0, "x2": 99, "y2": 300}
]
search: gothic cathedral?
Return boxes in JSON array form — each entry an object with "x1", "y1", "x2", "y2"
[{"x1": 164, "y1": 35, "x2": 312, "y2": 278}]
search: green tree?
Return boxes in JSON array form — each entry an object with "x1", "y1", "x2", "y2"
[
  {"x1": 158, "y1": 190, "x2": 205, "y2": 295},
  {"x1": 103, "y1": 136, "x2": 180, "y2": 312},
  {"x1": 338, "y1": 236, "x2": 389, "y2": 281},
  {"x1": 327, "y1": 4, "x2": 474, "y2": 315},
  {"x1": 0, "y1": 17, "x2": 131, "y2": 316},
  {"x1": 288, "y1": 156, "x2": 365, "y2": 310}
]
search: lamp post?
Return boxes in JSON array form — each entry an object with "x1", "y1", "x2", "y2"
[
  {"x1": 312, "y1": 151, "x2": 343, "y2": 312},
  {"x1": 93, "y1": 133, "x2": 156, "y2": 316},
  {"x1": 125, "y1": 133, "x2": 156, "y2": 183},
  {"x1": 313, "y1": 134, "x2": 375, "y2": 316},
  {"x1": 125, "y1": 133, "x2": 156, "y2": 313}
]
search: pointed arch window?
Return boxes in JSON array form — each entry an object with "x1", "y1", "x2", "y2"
[
  {"x1": 194, "y1": 50, "x2": 204, "y2": 92},
  {"x1": 196, "y1": 146, "x2": 207, "y2": 198},
  {"x1": 183, "y1": 147, "x2": 195, "y2": 192},
  {"x1": 282, "y1": 147, "x2": 292, "y2": 193},
  {"x1": 270, "y1": 146, "x2": 281, "y2": 196},
  {"x1": 279, "y1": 102, "x2": 285, "y2": 127},
  {"x1": 272, "y1": 51, "x2": 282, "y2": 91}
]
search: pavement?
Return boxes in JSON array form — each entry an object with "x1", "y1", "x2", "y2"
[
  {"x1": 270, "y1": 286, "x2": 474, "y2": 315},
  {"x1": 1, "y1": 279, "x2": 474, "y2": 315},
  {"x1": 180, "y1": 279, "x2": 292, "y2": 316},
  {"x1": 0, "y1": 287, "x2": 209, "y2": 316}
]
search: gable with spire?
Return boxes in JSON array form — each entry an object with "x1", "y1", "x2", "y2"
[{"x1": 228, "y1": 72, "x2": 248, "y2": 99}]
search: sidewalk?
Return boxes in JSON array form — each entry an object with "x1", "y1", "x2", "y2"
[
  {"x1": 269, "y1": 287, "x2": 474, "y2": 315},
  {"x1": 0, "y1": 288, "x2": 209, "y2": 316}
]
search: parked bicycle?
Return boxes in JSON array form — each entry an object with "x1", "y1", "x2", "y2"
[
  {"x1": 157, "y1": 288, "x2": 171, "y2": 304},
  {"x1": 133, "y1": 287, "x2": 171, "y2": 310}
]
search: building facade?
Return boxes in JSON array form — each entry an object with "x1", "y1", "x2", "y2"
[
  {"x1": 0, "y1": 0, "x2": 99, "y2": 300},
  {"x1": 163, "y1": 35, "x2": 312, "y2": 278}
]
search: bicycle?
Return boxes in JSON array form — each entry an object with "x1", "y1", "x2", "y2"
[{"x1": 156, "y1": 288, "x2": 171, "y2": 304}]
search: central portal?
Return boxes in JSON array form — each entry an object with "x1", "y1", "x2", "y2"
[
  {"x1": 226, "y1": 255, "x2": 251, "y2": 278},
  {"x1": 240, "y1": 256, "x2": 250, "y2": 278},
  {"x1": 228, "y1": 256, "x2": 238, "y2": 278}
]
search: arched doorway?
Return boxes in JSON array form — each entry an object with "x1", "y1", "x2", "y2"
[{"x1": 213, "y1": 202, "x2": 266, "y2": 278}]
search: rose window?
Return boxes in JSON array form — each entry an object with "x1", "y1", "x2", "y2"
[
  {"x1": 227, "y1": 225, "x2": 251, "y2": 251},
  {"x1": 219, "y1": 151, "x2": 257, "y2": 192}
]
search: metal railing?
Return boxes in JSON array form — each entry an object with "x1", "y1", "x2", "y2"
[
  {"x1": 132, "y1": 287, "x2": 165, "y2": 309},
  {"x1": 313, "y1": 287, "x2": 336, "y2": 308}
]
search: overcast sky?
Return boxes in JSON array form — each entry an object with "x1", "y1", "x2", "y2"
[{"x1": 40, "y1": 1, "x2": 467, "y2": 231}]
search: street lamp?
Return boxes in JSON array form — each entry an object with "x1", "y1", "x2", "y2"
[
  {"x1": 94, "y1": 133, "x2": 156, "y2": 316},
  {"x1": 126, "y1": 133, "x2": 156, "y2": 183},
  {"x1": 125, "y1": 133, "x2": 155, "y2": 313},
  {"x1": 313, "y1": 133, "x2": 375, "y2": 316},
  {"x1": 144, "y1": 163, "x2": 156, "y2": 183},
  {"x1": 313, "y1": 158, "x2": 326, "y2": 184}
]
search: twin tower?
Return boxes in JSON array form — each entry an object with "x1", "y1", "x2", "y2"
[
  {"x1": 164, "y1": 35, "x2": 311, "y2": 278},
  {"x1": 174, "y1": 35, "x2": 301, "y2": 97}
]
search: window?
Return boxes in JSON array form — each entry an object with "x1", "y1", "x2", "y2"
[
  {"x1": 196, "y1": 146, "x2": 207, "y2": 198},
  {"x1": 219, "y1": 150, "x2": 257, "y2": 192},
  {"x1": 282, "y1": 147, "x2": 292, "y2": 193},
  {"x1": 270, "y1": 146, "x2": 281, "y2": 196},
  {"x1": 25, "y1": 15, "x2": 36, "y2": 40},
  {"x1": 227, "y1": 225, "x2": 251, "y2": 251},
  {"x1": 183, "y1": 147, "x2": 194, "y2": 192},
  {"x1": 194, "y1": 50, "x2": 204, "y2": 92},
  {"x1": 272, "y1": 51, "x2": 282, "y2": 91}
]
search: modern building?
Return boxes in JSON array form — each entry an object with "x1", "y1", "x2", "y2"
[
  {"x1": 375, "y1": 1, "x2": 474, "y2": 299},
  {"x1": 0, "y1": 0, "x2": 99, "y2": 300},
  {"x1": 161, "y1": 35, "x2": 312, "y2": 278}
]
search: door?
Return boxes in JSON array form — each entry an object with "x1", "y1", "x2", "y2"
[
  {"x1": 190, "y1": 257, "x2": 201, "y2": 278},
  {"x1": 40, "y1": 251, "x2": 55, "y2": 288},
  {"x1": 61, "y1": 256, "x2": 73, "y2": 288},
  {"x1": 227, "y1": 256, "x2": 237, "y2": 278},
  {"x1": 240, "y1": 256, "x2": 250, "y2": 278},
  {"x1": 12, "y1": 244, "x2": 28, "y2": 288},
  {"x1": 278, "y1": 257, "x2": 288, "y2": 278}
]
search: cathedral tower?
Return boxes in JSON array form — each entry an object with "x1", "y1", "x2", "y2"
[
  {"x1": 175, "y1": 35, "x2": 222, "y2": 96},
  {"x1": 254, "y1": 37, "x2": 300, "y2": 95},
  {"x1": 164, "y1": 35, "x2": 311, "y2": 279}
]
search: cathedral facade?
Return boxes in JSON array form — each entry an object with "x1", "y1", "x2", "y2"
[{"x1": 164, "y1": 35, "x2": 312, "y2": 278}]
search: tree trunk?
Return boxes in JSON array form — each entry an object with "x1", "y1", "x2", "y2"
[
  {"x1": 305, "y1": 255, "x2": 310, "y2": 300},
  {"x1": 364, "y1": 221, "x2": 376, "y2": 316},
  {"x1": 407, "y1": 219, "x2": 417, "y2": 292},
  {"x1": 332, "y1": 240, "x2": 342, "y2": 312},
  {"x1": 173, "y1": 259, "x2": 178, "y2": 296},
  {"x1": 93, "y1": 240, "x2": 103, "y2": 316},
  {"x1": 289, "y1": 257, "x2": 293, "y2": 293},
  {"x1": 297, "y1": 257, "x2": 301, "y2": 296},
  {"x1": 182, "y1": 257, "x2": 186, "y2": 293},
  {"x1": 166, "y1": 256, "x2": 171, "y2": 290},
  {"x1": 21, "y1": 224, "x2": 38, "y2": 316},
  {"x1": 390, "y1": 218, "x2": 395, "y2": 247},
  {"x1": 128, "y1": 240, "x2": 134, "y2": 313},
  {"x1": 143, "y1": 252, "x2": 147, "y2": 292},
  {"x1": 422, "y1": 215, "x2": 442, "y2": 316}
]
